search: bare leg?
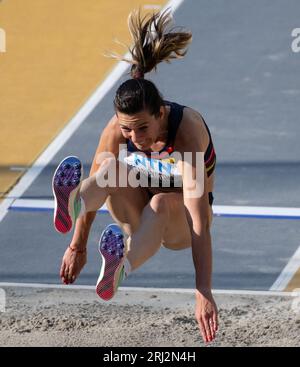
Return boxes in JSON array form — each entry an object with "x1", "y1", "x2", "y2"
[
  {"x1": 126, "y1": 192, "x2": 192, "y2": 270},
  {"x1": 105, "y1": 186, "x2": 150, "y2": 237},
  {"x1": 78, "y1": 158, "x2": 212, "y2": 275},
  {"x1": 60, "y1": 158, "x2": 149, "y2": 285},
  {"x1": 79, "y1": 157, "x2": 141, "y2": 213},
  {"x1": 78, "y1": 158, "x2": 115, "y2": 212}
]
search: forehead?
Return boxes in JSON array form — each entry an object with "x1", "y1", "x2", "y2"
[{"x1": 117, "y1": 110, "x2": 154, "y2": 126}]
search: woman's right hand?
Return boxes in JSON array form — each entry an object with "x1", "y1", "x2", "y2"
[{"x1": 60, "y1": 243, "x2": 87, "y2": 284}]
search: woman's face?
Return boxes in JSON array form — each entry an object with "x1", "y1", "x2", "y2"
[{"x1": 117, "y1": 106, "x2": 166, "y2": 150}]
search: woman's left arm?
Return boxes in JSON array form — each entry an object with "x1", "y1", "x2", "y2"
[
  {"x1": 178, "y1": 115, "x2": 218, "y2": 343},
  {"x1": 183, "y1": 176, "x2": 219, "y2": 343}
]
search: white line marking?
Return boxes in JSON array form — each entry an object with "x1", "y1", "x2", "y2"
[
  {"x1": 10, "y1": 198, "x2": 108, "y2": 211},
  {"x1": 0, "y1": 0, "x2": 185, "y2": 223},
  {"x1": 214, "y1": 205, "x2": 300, "y2": 218},
  {"x1": 12, "y1": 199, "x2": 54, "y2": 210},
  {"x1": 0, "y1": 282, "x2": 299, "y2": 296},
  {"x1": 9, "y1": 199, "x2": 300, "y2": 219},
  {"x1": 211, "y1": 289, "x2": 300, "y2": 297},
  {"x1": 270, "y1": 245, "x2": 300, "y2": 291}
]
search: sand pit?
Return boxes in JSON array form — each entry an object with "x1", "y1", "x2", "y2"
[{"x1": 0, "y1": 286, "x2": 299, "y2": 347}]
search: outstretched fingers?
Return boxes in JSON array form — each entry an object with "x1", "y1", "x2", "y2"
[
  {"x1": 60, "y1": 247, "x2": 87, "y2": 284},
  {"x1": 60, "y1": 261, "x2": 67, "y2": 284},
  {"x1": 196, "y1": 310, "x2": 218, "y2": 343}
]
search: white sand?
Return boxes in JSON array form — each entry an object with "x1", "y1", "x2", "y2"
[{"x1": 0, "y1": 286, "x2": 300, "y2": 347}]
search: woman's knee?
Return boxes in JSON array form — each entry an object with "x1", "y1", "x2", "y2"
[
  {"x1": 161, "y1": 240, "x2": 191, "y2": 251},
  {"x1": 149, "y1": 193, "x2": 170, "y2": 218}
]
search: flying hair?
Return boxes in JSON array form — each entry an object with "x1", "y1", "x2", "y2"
[{"x1": 107, "y1": 8, "x2": 192, "y2": 78}]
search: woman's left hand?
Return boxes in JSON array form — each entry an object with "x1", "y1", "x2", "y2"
[{"x1": 195, "y1": 290, "x2": 219, "y2": 343}]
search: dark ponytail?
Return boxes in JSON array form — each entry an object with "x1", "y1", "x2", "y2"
[{"x1": 111, "y1": 8, "x2": 192, "y2": 116}]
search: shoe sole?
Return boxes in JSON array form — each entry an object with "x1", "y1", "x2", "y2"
[
  {"x1": 52, "y1": 156, "x2": 83, "y2": 234},
  {"x1": 96, "y1": 224, "x2": 126, "y2": 301}
]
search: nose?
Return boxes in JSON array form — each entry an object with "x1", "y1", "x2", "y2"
[{"x1": 130, "y1": 130, "x2": 144, "y2": 145}]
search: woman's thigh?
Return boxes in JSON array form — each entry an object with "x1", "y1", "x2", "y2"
[
  {"x1": 159, "y1": 192, "x2": 191, "y2": 250},
  {"x1": 106, "y1": 186, "x2": 150, "y2": 236},
  {"x1": 161, "y1": 192, "x2": 214, "y2": 250}
]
